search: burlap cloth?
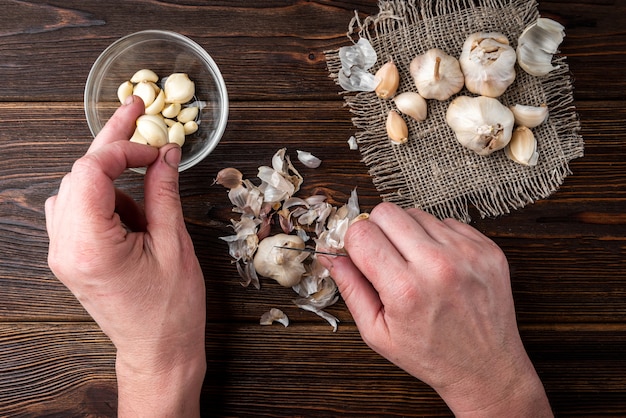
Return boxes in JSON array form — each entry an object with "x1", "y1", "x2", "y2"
[{"x1": 325, "y1": 0, "x2": 583, "y2": 221}]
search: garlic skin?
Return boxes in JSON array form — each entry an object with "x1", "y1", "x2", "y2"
[
  {"x1": 393, "y1": 91, "x2": 427, "y2": 121},
  {"x1": 253, "y1": 234, "x2": 308, "y2": 287},
  {"x1": 260, "y1": 308, "x2": 289, "y2": 327},
  {"x1": 386, "y1": 110, "x2": 409, "y2": 144},
  {"x1": 459, "y1": 32, "x2": 516, "y2": 98},
  {"x1": 296, "y1": 150, "x2": 322, "y2": 168},
  {"x1": 517, "y1": 18, "x2": 565, "y2": 76},
  {"x1": 505, "y1": 126, "x2": 539, "y2": 166},
  {"x1": 409, "y1": 48, "x2": 464, "y2": 101},
  {"x1": 446, "y1": 96, "x2": 515, "y2": 156},
  {"x1": 374, "y1": 60, "x2": 400, "y2": 99},
  {"x1": 510, "y1": 104, "x2": 549, "y2": 128}
]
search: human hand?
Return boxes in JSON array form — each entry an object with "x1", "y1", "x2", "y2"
[
  {"x1": 321, "y1": 203, "x2": 551, "y2": 417},
  {"x1": 45, "y1": 96, "x2": 206, "y2": 417}
]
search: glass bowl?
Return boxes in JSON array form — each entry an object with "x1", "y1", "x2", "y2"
[{"x1": 84, "y1": 30, "x2": 228, "y2": 172}]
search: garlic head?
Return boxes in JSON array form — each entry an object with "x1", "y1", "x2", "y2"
[
  {"x1": 517, "y1": 18, "x2": 565, "y2": 76},
  {"x1": 409, "y1": 48, "x2": 464, "y2": 101},
  {"x1": 459, "y1": 32, "x2": 516, "y2": 98},
  {"x1": 505, "y1": 126, "x2": 539, "y2": 166},
  {"x1": 446, "y1": 96, "x2": 515, "y2": 156},
  {"x1": 253, "y1": 234, "x2": 308, "y2": 287}
]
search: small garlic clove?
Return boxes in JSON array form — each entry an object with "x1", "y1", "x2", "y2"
[
  {"x1": 163, "y1": 118, "x2": 177, "y2": 127},
  {"x1": 117, "y1": 81, "x2": 134, "y2": 104},
  {"x1": 509, "y1": 104, "x2": 549, "y2": 128},
  {"x1": 386, "y1": 110, "x2": 409, "y2": 144},
  {"x1": 517, "y1": 18, "x2": 565, "y2": 76},
  {"x1": 164, "y1": 73, "x2": 195, "y2": 104},
  {"x1": 409, "y1": 48, "x2": 464, "y2": 101},
  {"x1": 393, "y1": 91, "x2": 427, "y2": 121},
  {"x1": 177, "y1": 106, "x2": 199, "y2": 123},
  {"x1": 136, "y1": 114, "x2": 168, "y2": 148},
  {"x1": 144, "y1": 89, "x2": 165, "y2": 115},
  {"x1": 296, "y1": 150, "x2": 322, "y2": 168},
  {"x1": 505, "y1": 126, "x2": 539, "y2": 166},
  {"x1": 183, "y1": 120, "x2": 199, "y2": 135},
  {"x1": 133, "y1": 81, "x2": 157, "y2": 107},
  {"x1": 374, "y1": 60, "x2": 400, "y2": 99},
  {"x1": 129, "y1": 128, "x2": 148, "y2": 145},
  {"x1": 161, "y1": 102, "x2": 182, "y2": 119},
  {"x1": 130, "y1": 69, "x2": 159, "y2": 83},
  {"x1": 215, "y1": 167, "x2": 244, "y2": 189},
  {"x1": 459, "y1": 32, "x2": 516, "y2": 98},
  {"x1": 168, "y1": 121, "x2": 186, "y2": 147}
]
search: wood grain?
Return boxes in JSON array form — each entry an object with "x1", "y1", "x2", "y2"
[{"x1": 0, "y1": 0, "x2": 625, "y2": 416}]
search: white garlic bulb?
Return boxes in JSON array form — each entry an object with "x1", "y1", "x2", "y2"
[
  {"x1": 253, "y1": 234, "x2": 308, "y2": 287},
  {"x1": 446, "y1": 96, "x2": 515, "y2": 156},
  {"x1": 409, "y1": 48, "x2": 464, "y2": 101},
  {"x1": 517, "y1": 18, "x2": 565, "y2": 76},
  {"x1": 459, "y1": 32, "x2": 516, "y2": 98}
]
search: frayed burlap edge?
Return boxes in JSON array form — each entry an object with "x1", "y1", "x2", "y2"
[{"x1": 325, "y1": 0, "x2": 583, "y2": 222}]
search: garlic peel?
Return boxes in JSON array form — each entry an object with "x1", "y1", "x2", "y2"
[
  {"x1": 505, "y1": 126, "x2": 539, "y2": 166},
  {"x1": 517, "y1": 18, "x2": 565, "y2": 76},
  {"x1": 410, "y1": 48, "x2": 464, "y2": 101},
  {"x1": 510, "y1": 104, "x2": 549, "y2": 128},
  {"x1": 446, "y1": 96, "x2": 514, "y2": 156},
  {"x1": 296, "y1": 150, "x2": 322, "y2": 168},
  {"x1": 338, "y1": 38, "x2": 379, "y2": 92},
  {"x1": 260, "y1": 308, "x2": 289, "y2": 327},
  {"x1": 393, "y1": 92, "x2": 427, "y2": 121}
]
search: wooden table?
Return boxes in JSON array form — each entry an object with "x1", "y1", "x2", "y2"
[{"x1": 1, "y1": 1, "x2": 624, "y2": 416}]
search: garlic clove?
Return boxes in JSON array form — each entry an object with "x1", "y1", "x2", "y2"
[
  {"x1": 386, "y1": 110, "x2": 409, "y2": 144},
  {"x1": 164, "y1": 73, "x2": 195, "y2": 104},
  {"x1": 459, "y1": 32, "x2": 516, "y2": 98},
  {"x1": 161, "y1": 102, "x2": 182, "y2": 119},
  {"x1": 130, "y1": 68, "x2": 159, "y2": 83},
  {"x1": 446, "y1": 95, "x2": 515, "y2": 156},
  {"x1": 509, "y1": 103, "x2": 549, "y2": 128},
  {"x1": 409, "y1": 48, "x2": 464, "y2": 101},
  {"x1": 374, "y1": 60, "x2": 400, "y2": 99},
  {"x1": 144, "y1": 89, "x2": 165, "y2": 115},
  {"x1": 133, "y1": 81, "x2": 157, "y2": 107},
  {"x1": 214, "y1": 167, "x2": 243, "y2": 189},
  {"x1": 505, "y1": 126, "x2": 539, "y2": 166},
  {"x1": 136, "y1": 114, "x2": 168, "y2": 148},
  {"x1": 117, "y1": 81, "x2": 134, "y2": 104},
  {"x1": 168, "y1": 121, "x2": 186, "y2": 147},
  {"x1": 183, "y1": 120, "x2": 199, "y2": 135},
  {"x1": 393, "y1": 91, "x2": 428, "y2": 121},
  {"x1": 129, "y1": 128, "x2": 149, "y2": 145},
  {"x1": 517, "y1": 18, "x2": 565, "y2": 76},
  {"x1": 177, "y1": 106, "x2": 199, "y2": 123}
]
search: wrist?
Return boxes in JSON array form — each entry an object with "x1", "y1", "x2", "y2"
[{"x1": 115, "y1": 344, "x2": 206, "y2": 417}]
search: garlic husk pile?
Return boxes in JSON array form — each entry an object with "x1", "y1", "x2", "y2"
[
  {"x1": 253, "y1": 234, "x2": 308, "y2": 287},
  {"x1": 517, "y1": 18, "x2": 565, "y2": 76},
  {"x1": 446, "y1": 96, "x2": 515, "y2": 155},
  {"x1": 338, "y1": 38, "x2": 379, "y2": 92},
  {"x1": 409, "y1": 48, "x2": 464, "y2": 101},
  {"x1": 505, "y1": 126, "x2": 539, "y2": 166},
  {"x1": 459, "y1": 32, "x2": 516, "y2": 98}
]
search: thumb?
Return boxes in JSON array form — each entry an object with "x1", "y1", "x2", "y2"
[{"x1": 143, "y1": 144, "x2": 184, "y2": 237}]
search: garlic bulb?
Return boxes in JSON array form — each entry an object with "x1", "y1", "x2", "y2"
[
  {"x1": 386, "y1": 110, "x2": 409, "y2": 144},
  {"x1": 505, "y1": 126, "x2": 539, "y2": 166},
  {"x1": 409, "y1": 48, "x2": 464, "y2": 101},
  {"x1": 393, "y1": 92, "x2": 427, "y2": 121},
  {"x1": 459, "y1": 32, "x2": 516, "y2": 98},
  {"x1": 446, "y1": 96, "x2": 515, "y2": 156},
  {"x1": 509, "y1": 104, "x2": 549, "y2": 128},
  {"x1": 374, "y1": 60, "x2": 400, "y2": 99},
  {"x1": 517, "y1": 18, "x2": 565, "y2": 76},
  {"x1": 253, "y1": 234, "x2": 308, "y2": 287}
]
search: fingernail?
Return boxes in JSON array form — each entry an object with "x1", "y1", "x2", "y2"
[
  {"x1": 165, "y1": 146, "x2": 181, "y2": 169},
  {"x1": 124, "y1": 95, "x2": 135, "y2": 105},
  {"x1": 349, "y1": 213, "x2": 369, "y2": 226}
]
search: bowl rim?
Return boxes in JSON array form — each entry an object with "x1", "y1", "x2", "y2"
[{"x1": 84, "y1": 29, "x2": 229, "y2": 172}]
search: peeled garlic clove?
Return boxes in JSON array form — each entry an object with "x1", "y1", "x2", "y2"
[
  {"x1": 133, "y1": 81, "x2": 157, "y2": 107},
  {"x1": 386, "y1": 110, "x2": 409, "y2": 144},
  {"x1": 517, "y1": 18, "x2": 565, "y2": 76},
  {"x1": 177, "y1": 106, "x2": 199, "y2": 123},
  {"x1": 446, "y1": 96, "x2": 515, "y2": 156},
  {"x1": 164, "y1": 73, "x2": 195, "y2": 104},
  {"x1": 168, "y1": 121, "x2": 186, "y2": 147},
  {"x1": 164, "y1": 118, "x2": 177, "y2": 127},
  {"x1": 510, "y1": 103, "x2": 549, "y2": 128},
  {"x1": 296, "y1": 150, "x2": 322, "y2": 168},
  {"x1": 393, "y1": 91, "x2": 427, "y2": 121},
  {"x1": 162, "y1": 102, "x2": 182, "y2": 119},
  {"x1": 409, "y1": 48, "x2": 464, "y2": 101},
  {"x1": 183, "y1": 120, "x2": 199, "y2": 135},
  {"x1": 136, "y1": 114, "x2": 168, "y2": 148},
  {"x1": 374, "y1": 60, "x2": 400, "y2": 99},
  {"x1": 117, "y1": 81, "x2": 134, "y2": 104},
  {"x1": 459, "y1": 32, "x2": 516, "y2": 98},
  {"x1": 129, "y1": 128, "x2": 148, "y2": 145},
  {"x1": 505, "y1": 126, "x2": 539, "y2": 166},
  {"x1": 130, "y1": 69, "x2": 159, "y2": 83},
  {"x1": 144, "y1": 89, "x2": 165, "y2": 115}
]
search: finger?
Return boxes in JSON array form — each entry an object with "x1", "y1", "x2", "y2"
[
  {"x1": 87, "y1": 95, "x2": 145, "y2": 154},
  {"x1": 44, "y1": 194, "x2": 57, "y2": 238},
  {"x1": 318, "y1": 255, "x2": 387, "y2": 334},
  {"x1": 143, "y1": 145, "x2": 184, "y2": 239},
  {"x1": 441, "y1": 217, "x2": 496, "y2": 246},
  {"x1": 115, "y1": 188, "x2": 147, "y2": 232}
]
